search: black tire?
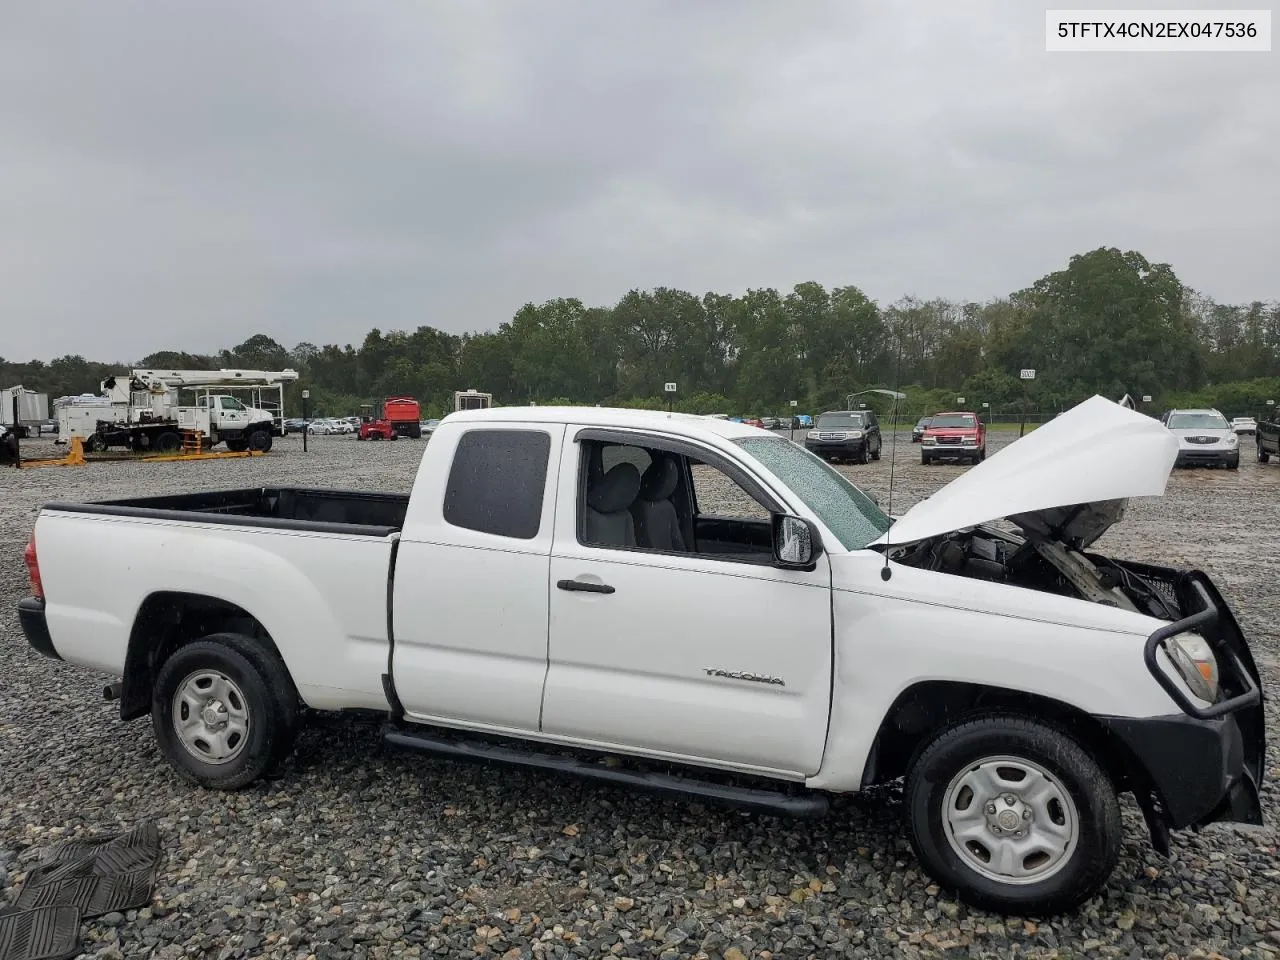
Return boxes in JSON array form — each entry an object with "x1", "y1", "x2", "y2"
[
  {"x1": 225, "y1": 438, "x2": 248, "y2": 452},
  {"x1": 871, "y1": 440, "x2": 881, "y2": 461},
  {"x1": 85, "y1": 434, "x2": 107, "y2": 452},
  {"x1": 856, "y1": 444, "x2": 869, "y2": 465},
  {"x1": 1260, "y1": 448, "x2": 1270, "y2": 464},
  {"x1": 154, "y1": 431, "x2": 182, "y2": 455},
  {"x1": 152, "y1": 633, "x2": 300, "y2": 790},
  {"x1": 922, "y1": 452, "x2": 931, "y2": 465},
  {"x1": 247, "y1": 428, "x2": 272, "y2": 452},
  {"x1": 904, "y1": 714, "x2": 1121, "y2": 915}
]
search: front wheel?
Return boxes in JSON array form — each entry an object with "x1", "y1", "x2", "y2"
[
  {"x1": 1260, "y1": 448, "x2": 1270, "y2": 463},
  {"x1": 904, "y1": 715, "x2": 1121, "y2": 915},
  {"x1": 247, "y1": 428, "x2": 272, "y2": 452},
  {"x1": 921, "y1": 452, "x2": 931, "y2": 465},
  {"x1": 152, "y1": 633, "x2": 300, "y2": 790}
]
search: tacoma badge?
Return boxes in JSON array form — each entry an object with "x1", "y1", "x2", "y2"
[{"x1": 704, "y1": 668, "x2": 785, "y2": 686}]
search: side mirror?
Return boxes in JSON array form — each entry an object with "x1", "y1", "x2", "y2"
[{"x1": 771, "y1": 514, "x2": 824, "y2": 571}]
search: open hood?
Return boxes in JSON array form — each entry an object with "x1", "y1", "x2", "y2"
[{"x1": 870, "y1": 395, "x2": 1177, "y2": 547}]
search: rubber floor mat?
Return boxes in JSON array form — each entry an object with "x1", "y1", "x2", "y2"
[
  {"x1": 0, "y1": 905, "x2": 82, "y2": 960},
  {"x1": 11, "y1": 822, "x2": 162, "y2": 919}
]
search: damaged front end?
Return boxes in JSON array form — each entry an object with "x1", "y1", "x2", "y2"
[{"x1": 881, "y1": 506, "x2": 1265, "y2": 851}]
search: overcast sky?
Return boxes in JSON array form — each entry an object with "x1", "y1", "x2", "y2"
[{"x1": 1, "y1": 1, "x2": 1275, "y2": 362}]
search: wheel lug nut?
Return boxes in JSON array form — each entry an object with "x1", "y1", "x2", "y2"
[
  {"x1": 1005, "y1": 795, "x2": 1016, "y2": 806},
  {"x1": 986, "y1": 803, "x2": 997, "y2": 815},
  {"x1": 1022, "y1": 810, "x2": 1031, "y2": 820},
  {"x1": 1014, "y1": 831, "x2": 1025, "y2": 839}
]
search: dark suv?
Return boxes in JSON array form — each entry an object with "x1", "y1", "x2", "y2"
[{"x1": 804, "y1": 410, "x2": 882, "y2": 464}]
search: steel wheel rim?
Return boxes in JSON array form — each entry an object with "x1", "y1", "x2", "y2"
[
  {"x1": 941, "y1": 754, "x2": 1080, "y2": 885},
  {"x1": 172, "y1": 670, "x2": 251, "y2": 765}
]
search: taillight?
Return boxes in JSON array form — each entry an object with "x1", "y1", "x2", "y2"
[{"x1": 24, "y1": 534, "x2": 43, "y2": 599}]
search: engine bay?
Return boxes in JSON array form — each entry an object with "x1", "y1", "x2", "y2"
[{"x1": 884, "y1": 523, "x2": 1183, "y2": 620}]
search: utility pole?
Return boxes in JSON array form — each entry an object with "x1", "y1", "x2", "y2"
[
  {"x1": 302, "y1": 389, "x2": 310, "y2": 453},
  {"x1": 1019, "y1": 369, "x2": 1035, "y2": 437}
]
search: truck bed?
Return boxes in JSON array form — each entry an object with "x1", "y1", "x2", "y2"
[{"x1": 44, "y1": 486, "x2": 408, "y2": 535}]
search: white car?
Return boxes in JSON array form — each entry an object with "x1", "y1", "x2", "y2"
[
  {"x1": 17, "y1": 396, "x2": 1263, "y2": 916},
  {"x1": 1231, "y1": 417, "x2": 1257, "y2": 436},
  {"x1": 1164, "y1": 408, "x2": 1240, "y2": 469}
]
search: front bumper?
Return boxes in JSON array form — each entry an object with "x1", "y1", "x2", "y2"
[
  {"x1": 18, "y1": 597, "x2": 60, "y2": 661},
  {"x1": 1099, "y1": 712, "x2": 1261, "y2": 831},
  {"x1": 922, "y1": 443, "x2": 980, "y2": 458},
  {"x1": 1101, "y1": 568, "x2": 1264, "y2": 847},
  {"x1": 805, "y1": 439, "x2": 867, "y2": 458},
  {"x1": 1175, "y1": 447, "x2": 1238, "y2": 466}
]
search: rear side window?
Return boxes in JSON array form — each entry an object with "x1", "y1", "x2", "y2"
[{"x1": 443, "y1": 429, "x2": 550, "y2": 539}]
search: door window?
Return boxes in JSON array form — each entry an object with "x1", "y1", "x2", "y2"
[{"x1": 579, "y1": 439, "x2": 774, "y2": 563}]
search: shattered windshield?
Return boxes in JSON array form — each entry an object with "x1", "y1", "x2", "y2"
[
  {"x1": 734, "y1": 437, "x2": 890, "y2": 551},
  {"x1": 1167, "y1": 412, "x2": 1229, "y2": 430}
]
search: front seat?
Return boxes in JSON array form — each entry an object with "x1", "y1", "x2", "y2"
[
  {"x1": 633, "y1": 455, "x2": 685, "y2": 550},
  {"x1": 584, "y1": 462, "x2": 641, "y2": 547}
]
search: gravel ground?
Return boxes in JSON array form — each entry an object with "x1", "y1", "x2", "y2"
[{"x1": 2, "y1": 429, "x2": 1279, "y2": 959}]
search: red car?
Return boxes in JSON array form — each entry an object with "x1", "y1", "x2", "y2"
[{"x1": 921, "y1": 411, "x2": 986, "y2": 465}]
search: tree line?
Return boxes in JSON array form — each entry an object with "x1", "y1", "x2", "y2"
[{"x1": 3, "y1": 247, "x2": 1279, "y2": 421}]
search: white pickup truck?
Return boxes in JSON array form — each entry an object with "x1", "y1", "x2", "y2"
[{"x1": 19, "y1": 396, "x2": 1264, "y2": 915}]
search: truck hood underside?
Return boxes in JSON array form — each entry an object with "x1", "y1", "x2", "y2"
[{"x1": 870, "y1": 395, "x2": 1178, "y2": 547}]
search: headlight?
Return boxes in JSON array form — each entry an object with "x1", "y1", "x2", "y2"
[
  {"x1": 1167, "y1": 632, "x2": 1219, "y2": 702},
  {"x1": 805, "y1": 430, "x2": 817, "y2": 440},
  {"x1": 922, "y1": 437, "x2": 936, "y2": 445},
  {"x1": 1226, "y1": 435, "x2": 1238, "y2": 446},
  {"x1": 960, "y1": 438, "x2": 977, "y2": 445},
  {"x1": 848, "y1": 430, "x2": 863, "y2": 439}
]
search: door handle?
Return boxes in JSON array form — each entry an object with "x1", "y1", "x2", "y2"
[{"x1": 557, "y1": 579, "x2": 615, "y2": 594}]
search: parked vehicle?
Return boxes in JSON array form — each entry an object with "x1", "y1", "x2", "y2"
[
  {"x1": 1231, "y1": 417, "x2": 1257, "y2": 436},
  {"x1": 359, "y1": 398, "x2": 421, "y2": 440},
  {"x1": 743, "y1": 417, "x2": 765, "y2": 429},
  {"x1": 760, "y1": 417, "x2": 781, "y2": 430},
  {"x1": 1164, "y1": 409, "x2": 1239, "y2": 470},
  {"x1": 912, "y1": 417, "x2": 932, "y2": 443},
  {"x1": 1257, "y1": 416, "x2": 1279, "y2": 464},
  {"x1": 420, "y1": 419, "x2": 441, "y2": 436},
  {"x1": 921, "y1": 412, "x2": 986, "y2": 465},
  {"x1": 804, "y1": 410, "x2": 883, "y2": 464},
  {"x1": 454, "y1": 389, "x2": 492, "y2": 412},
  {"x1": 1, "y1": 386, "x2": 51, "y2": 438},
  {"x1": 283, "y1": 419, "x2": 309, "y2": 434},
  {"x1": 59, "y1": 369, "x2": 295, "y2": 453},
  {"x1": 18, "y1": 397, "x2": 1264, "y2": 915}
]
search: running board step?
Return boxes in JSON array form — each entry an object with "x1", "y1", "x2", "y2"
[{"x1": 383, "y1": 726, "x2": 829, "y2": 818}]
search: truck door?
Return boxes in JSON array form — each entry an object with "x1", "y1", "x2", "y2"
[
  {"x1": 543, "y1": 429, "x2": 833, "y2": 777},
  {"x1": 390, "y1": 422, "x2": 565, "y2": 732},
  {"x1": 217, "y1": 396, "x2": 249, "y2": 431}
]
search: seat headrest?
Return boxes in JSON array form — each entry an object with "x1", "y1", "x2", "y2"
[
  {"x1": 587, "y1": 462, "x2": 641, "y2": 514},
  {"x1": 639, "y1": 455, "x2": 680, "y2": 501}
]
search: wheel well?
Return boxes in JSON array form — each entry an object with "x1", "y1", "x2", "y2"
[
  {"x1": 861, "y1": 681, "x2": 1140, "y2": 795},
  {"x1": 120, "y1": 592, "x2": 283, "y2": 721}
]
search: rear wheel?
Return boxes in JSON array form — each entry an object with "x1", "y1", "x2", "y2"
[
  {"x1": 154, "y1": 430, "x2": 182, "y2": 454},
  {"x1": 152, "y1": 633, "x2": 300, "y2": 790},
  {"x1": 225, "y1": 438, "x2": 248, "y2": 452},
  {"x1": 1258, "y1": 447, "x2": 1269, "y2": 463},
  {"x1": 904, "y1": 715, "x2": 1120, "y2": 915}
]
